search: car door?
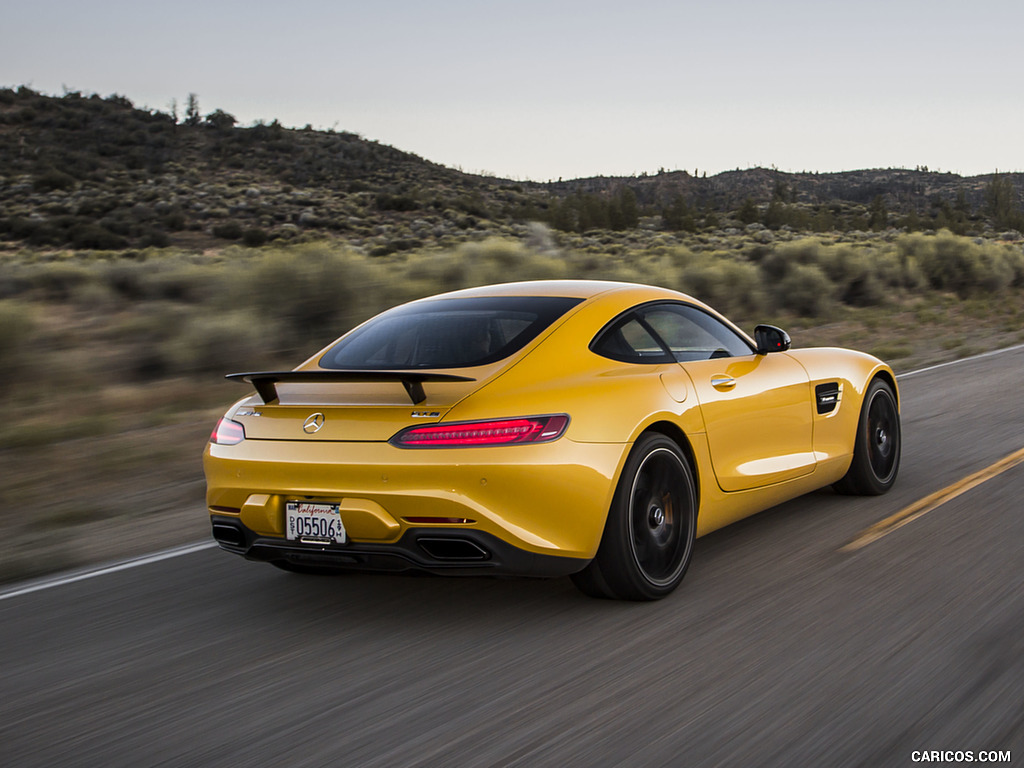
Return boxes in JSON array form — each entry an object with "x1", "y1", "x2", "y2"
[{"x1": 638, "y1": 304, "x2": 815, "y2": 492}]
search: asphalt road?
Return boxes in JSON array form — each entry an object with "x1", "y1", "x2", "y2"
[{"x1": 2, "y1": 348, "x2": 1023, "y2": 768}]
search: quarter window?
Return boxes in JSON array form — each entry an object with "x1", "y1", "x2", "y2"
[{"x1": 591, "y1": 316, "x2": 673, "y2": 363}]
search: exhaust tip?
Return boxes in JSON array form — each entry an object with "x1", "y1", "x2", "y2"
[
  {"x1": 212, "y1": 522, "x2": 245, "y2": 548},
  {"x1": 417, "y1": 537, "x2": 490, "y2": 561}
]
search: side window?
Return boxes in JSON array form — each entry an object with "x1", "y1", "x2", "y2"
[
  {"x1": 640, "y1": 305, "x2": 752, "y2": 361},
  {"x1": 591, "y1": 303, "x2": 753, "y2": 365}
]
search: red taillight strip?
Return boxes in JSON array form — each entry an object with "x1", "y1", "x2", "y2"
[
  {"x1": 210, "y1": 417, "x2": 246, "y2": 445},
  {"x1": 404, "y1": 419, "x2": 541, "y2": 445},
  {"x1": 392, "y1": 414, "x2": 569, "y2": 448}
]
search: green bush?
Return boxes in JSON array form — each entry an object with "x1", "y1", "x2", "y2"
[
  {"x1": 75, "y1": 196, "x2": 120, "y2": 217},
  {"x1": 163, "y1": 212, "x2": 187, "y2": 231},
  {"x1": 165, "y1": 311, "x2": 268, "y2": 374},
  {"x1": 394, "y1": 251, "x2": 473, "y2": 304},
  {"x1": 241, "y1": 227, "x2": 268, "y2": 247},
  {"x1": 679, "y1": 258, "x2": 766, "y2": 319},
  {"x1": 0, "y1": 263, "x2": 32, "y2": 299},
  {"x1": 973, "y1": 246, "x2": 1016, "y2": 293},
  {"x1": 454, "y1": 238, "x2": 567, "y2": 287},
  {"x1": 32, "y1": 168, "x2": 76, "y2": 192},
  {"x1": 71, "y1": 280, "x2": 120, "y2": 312},
  {"x1": 899, "y1": 230, "x2": 1019, "y2": 296},
  {"x1": 760, "y1": 238, "x2": 825, "y2": 281},
  {"x1": 243, "y1": 245, "x2": 382, "y2": 351},
  {"x1": 138, "y1": 229, "x2": 171, "y2": 248},
  {"x1": 101, "y1": 261, "x2": 147, "y2": 300},
  {"x1": 70, "y1": 223, "x2": 129, "y2": 250},
  {"x1": 775, "y1": 263, "x2": 835, "y2": 316},
  {"x1": 103, "y1": 302, "x2": 191, "y2": 379},
  {"x1": 914, "y1": 231, "x2": 976, "y2": 294},
  {"x1": 212, "y1": 222, "x2": 243, "y2": 240},
  {"x1": 1008, "y1": 247, "x2": 1024, "y2": 287},
  {"x1": 0, "y1": 300, "x2": 35, "y2": 388},
  {"x1": 27, "y1": 262, "x2": 93, "y2": 300},
  {"x1": 141, "y1": 261, "x2": 224, "y2": 303},
  {"x1": 818, "y1": 247, "x2": 886, "y2": 307},
  {"x1": 376, "y1": 193, "x2": 419, "y2": 212}
]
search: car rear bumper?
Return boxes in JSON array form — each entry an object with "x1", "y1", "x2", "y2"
[
  {"x1": 210, "y1": 515, "x2": 588, "y2": 577},
  {"x1": 203, "y1": 438, "x2": 627, "y2": 559}
]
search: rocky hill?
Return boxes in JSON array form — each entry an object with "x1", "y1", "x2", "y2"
[{"x1": 1, "y1": 86, "x2": 1022, "y2": 251}]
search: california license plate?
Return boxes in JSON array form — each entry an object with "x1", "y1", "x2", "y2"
[{"x1": 286, "y1": 501, "x2": 346, "y2": 543}]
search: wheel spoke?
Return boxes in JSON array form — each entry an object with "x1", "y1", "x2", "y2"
[{"x1": 649, "y1": 462, "x2": 671, "y2": 499}]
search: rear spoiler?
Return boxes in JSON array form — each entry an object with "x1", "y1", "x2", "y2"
[{"x1": 226, "y1": 371, "x2": 476, "y2": 405}]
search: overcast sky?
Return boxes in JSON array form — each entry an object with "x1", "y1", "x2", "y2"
[{"x1": 4, "y1": 0, "x2": 1022, "y2": 180}]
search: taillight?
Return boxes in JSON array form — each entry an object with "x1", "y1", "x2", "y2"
[
  {"x1": 210, "y1": 417, "x2": 246, "y2": 445},
  {"x1": 391, "y1": 415, "x2": 569, "y2": 448}
]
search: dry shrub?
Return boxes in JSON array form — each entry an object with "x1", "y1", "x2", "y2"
[
  {"x1": 456, "y1": 238, "x2": 567, "y2": 286},
  {"x1": 776, "y1": 263, "x2": 836, "y2": 316},
  {"x1": 243, "y1": 244, "x2": 383, "y2": 351},
  {"x1": 137, "y1": 260, "x2": 222, "y2": 303},
  {"x1": 817, "y1": 246, "x2": 886, "y2": 307},
  {"x1": 898, "y1": 230, "x2": 1020, "y2": 296},
  {"x1": 0, "y1": 300, "x2": 36, "y2": 389},
  {"x1": 165, "y1": 311, "x2": 270, "y2": 374},
  {"x1": 678, "y1": 258, "x2": 767, "y2": 320},
  {"x1": 71, "y1": 280, "x2": 121, "y2": 312},
  {"x1": 101, "y1": 260, "x2": 149, "y2": 300},
  {"x1": 26, "y1": 261, "x2": 94, "y2": 300},
  {"x1": 760, "y1": 238, "x2": 826, "y2": 282},
  {"x1": 401, "y1": 251, "x2": 471, "y2": 298}
]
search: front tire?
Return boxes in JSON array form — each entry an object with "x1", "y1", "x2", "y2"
[
  {"x1": 571, "y1": 434, "x2": 697, "y2": 600},
  {"x1": 833, "y1": 378, "x2": 901, "y2": 495}
]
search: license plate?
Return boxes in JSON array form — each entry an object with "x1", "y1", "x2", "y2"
[{"x1": 286, "y1": 501, "x2": 346, "y2": 544}]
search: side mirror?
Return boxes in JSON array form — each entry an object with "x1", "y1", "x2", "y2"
[{"x1": 754, "y1": 325, "x2": 791, "y2": 354}]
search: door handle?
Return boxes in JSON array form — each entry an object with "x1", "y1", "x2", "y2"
[{"x1": 711, "y1": 375, "x2": 736, "y2": 390}]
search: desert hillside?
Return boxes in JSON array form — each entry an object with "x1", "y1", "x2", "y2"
[{"x1": 2, "y1": 87, "x2": 1023, "y2": 253}]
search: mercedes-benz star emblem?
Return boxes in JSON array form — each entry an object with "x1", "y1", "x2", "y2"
[{"x1": 302, "y1": 413, "x2": 326, "y2": 434}]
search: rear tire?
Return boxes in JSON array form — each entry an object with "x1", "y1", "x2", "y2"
[
  {"x1": 833, "y1": 378, "x2": 901, "y2": 495},
  {"x1": 571, "y1": 433, "x2": 697, "y2": 601},
  {"x1": 569, "y1": 558, "x2": 623, "y2": 600}
]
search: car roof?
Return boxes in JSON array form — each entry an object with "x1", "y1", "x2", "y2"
[{"x1": 420, "y1": 279, "x2": 693, "y2": 303}]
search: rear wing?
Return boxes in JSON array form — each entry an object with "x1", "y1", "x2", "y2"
[{"x1": 226, "y1": 371, "x2": 476, "y2": 405}]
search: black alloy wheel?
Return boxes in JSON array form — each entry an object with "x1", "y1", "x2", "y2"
[
  {"x1": 834, "y1": 378, "x2": 901, "y2": 495},
  {"x1": 571, "y1": 433, "x2": 697, "y2": 600}
]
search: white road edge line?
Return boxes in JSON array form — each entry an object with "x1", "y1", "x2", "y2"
[
  {"x1": 897, "y1": 342, "x2": 1024, "y2": 379},
  {"x1": 4, "y1": 341, "x2": 1023, "y2": 602},
  {"x1": 0, "y1": 541, "x2": 218, "y2": 603}
]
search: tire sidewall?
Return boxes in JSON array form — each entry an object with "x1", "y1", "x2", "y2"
[
  {"x1": 601, "y1": 433, "x2": 697, "y2": 600},
  {"x1": 856, "y1": 379, "x2": 901, "y2": 494}
]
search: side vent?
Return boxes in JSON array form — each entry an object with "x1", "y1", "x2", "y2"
[{"x1": 815, "y1": 382, "x2": 841, "y2": 414}]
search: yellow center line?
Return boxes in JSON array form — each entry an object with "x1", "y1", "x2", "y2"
[{"x1": 841, "y1": 446, "x2": 1024, "y2": 552}]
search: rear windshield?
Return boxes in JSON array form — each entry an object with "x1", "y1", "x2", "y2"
[{"x1": 319, "y1": 296, "x2": 583, "y2": 369}]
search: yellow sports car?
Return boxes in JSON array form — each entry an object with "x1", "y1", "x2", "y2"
[{"x1": 204, "y1": 280, "x2": 900, "y2": 600}]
